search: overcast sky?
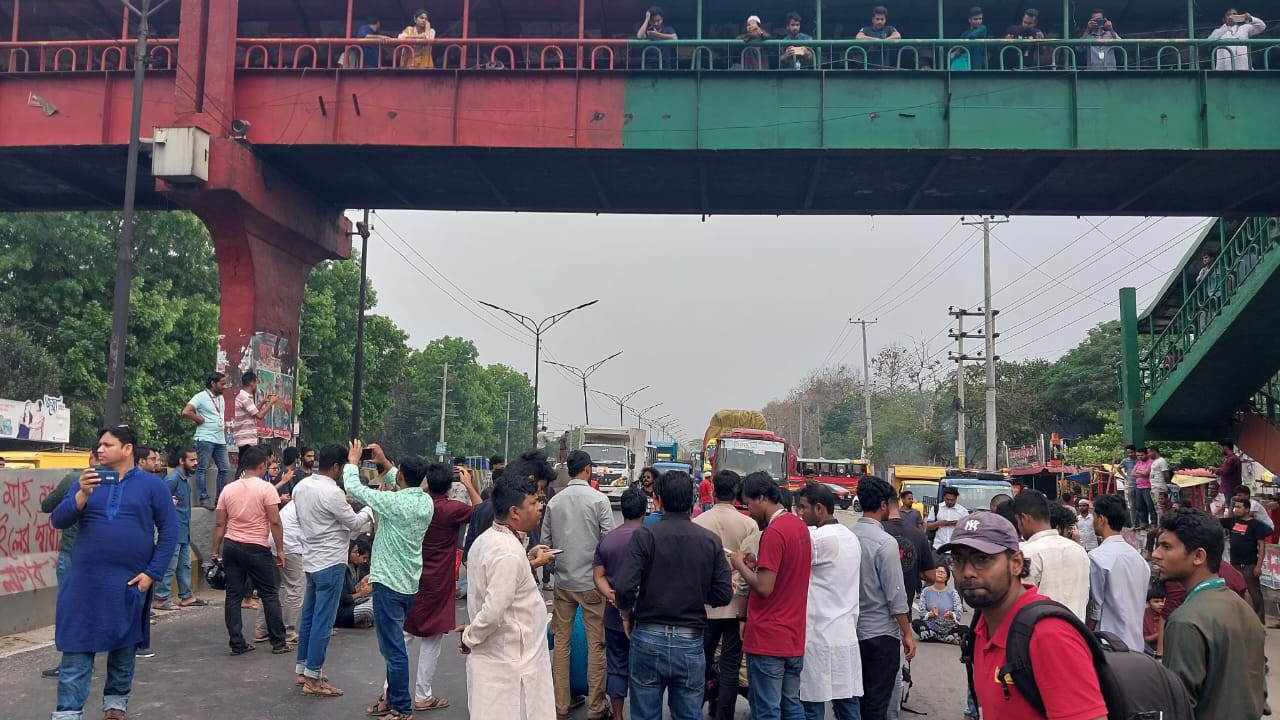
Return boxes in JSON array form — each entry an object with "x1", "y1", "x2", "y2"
[{"x1": 360, "y1": 211, "x2": 1208, "y2": 448}]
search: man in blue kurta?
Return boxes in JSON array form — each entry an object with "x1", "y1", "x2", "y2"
[{"x1": 50, "y1": 425, "x2": 178, "y2": 720}]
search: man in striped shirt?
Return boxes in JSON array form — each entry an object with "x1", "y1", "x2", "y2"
[{"x1": 233, "y1": 371, "x2": 278, "y2": 459}]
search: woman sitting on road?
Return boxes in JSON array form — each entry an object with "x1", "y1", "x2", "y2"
[{"x1": 912, "y1": 565, "x2": 965, "y2": 644}]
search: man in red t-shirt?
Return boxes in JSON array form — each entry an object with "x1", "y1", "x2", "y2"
[
  {"x1": 730, "y1": 472, "x2": 812, "y2": 719},
  {"x1": 698, "y1": 472, "x2": 714, "y2": 512},
  {"x1": 940, "y1": 511, "x2": 1108, "y2": 720}
]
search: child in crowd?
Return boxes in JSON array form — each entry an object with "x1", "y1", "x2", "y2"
[{"x1": 1143, "y1": 582, "x2": 1165, "y2": 657}]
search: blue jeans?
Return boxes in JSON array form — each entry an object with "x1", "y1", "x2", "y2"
[
  {"x1": 803, "y1": 698, "x2": 861, "y2": 720},
  {"x1": 56, "y1": 550, "x2": 72, "y2": 586},
  {"x1": 295, "y1": 563, "x2": 346, "y2": 678},
  {"x1": 372, "y1": 583, "x2": 416, "y2": 714},
  {"x1": 53, "y1": 647, "x2": 136, "y2": 719},
  {"x1": 195, "y1": 440, "x2": 229, "y2": 502},
  {"x1": 747, "y1": 653, "x2": 805, "y2": 720},
  {"x1": 155, "y1": 541, "x2": 192, "y2": 602},
  {"x1": 628, "y1": 625, "x2": 705, "y2": 720}
]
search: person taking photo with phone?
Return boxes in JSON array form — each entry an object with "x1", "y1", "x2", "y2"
[
  {"x1": 1208, "y1": 8, "x2": 1266, "y2": 69},
  {"x1": 49, "y1": 425, "x2": 179, "y2": 720}
]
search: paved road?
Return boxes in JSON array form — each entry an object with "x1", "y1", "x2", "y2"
[{"x1": 0, "y1": 596, "x2": 971, "y2": 719}]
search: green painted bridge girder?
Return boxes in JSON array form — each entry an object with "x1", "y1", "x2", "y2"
[
  {"x1": 621, "y1": 71, "x2": 1280, "y2": 151},
  {"x1": 1136, "y1": 225, "x2": 1280, "y2": 441}
]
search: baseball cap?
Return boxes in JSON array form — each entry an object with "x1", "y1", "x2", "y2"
[{"x1": 938, "y1": 511, "x2": 1021, "y2": 555}]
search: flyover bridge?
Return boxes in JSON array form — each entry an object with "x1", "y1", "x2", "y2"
[
  {"x1": 1120, "y1": 216, "x2": 1280, "y2": 471},
  {"x1": 4, "y1": 0, "x2": 1279, "y2": 425}
]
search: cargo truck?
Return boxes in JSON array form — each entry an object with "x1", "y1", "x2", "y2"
[{"x1": 566, "y1": 425, "x2": 648, "y2": 504}]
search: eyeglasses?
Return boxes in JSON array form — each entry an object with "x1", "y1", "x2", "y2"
[{"x1": 948, "y1": 551, "x2": 1002, "y2": 571}]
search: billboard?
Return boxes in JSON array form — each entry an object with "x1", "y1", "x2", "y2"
[
  {"x1": 0, "y1": 396, "x2": 71, "y2": 444},
  {"x1": 247, "y1": 332, "x2": 295, "y2": 441}
]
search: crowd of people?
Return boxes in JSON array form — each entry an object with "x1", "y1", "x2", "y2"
[
  {"x1": 35, "y1": 370, "x2": 1275, "y2": 719},
  {"x1": 339, "y1": 5, "x2": 1269, "y2": 72}
]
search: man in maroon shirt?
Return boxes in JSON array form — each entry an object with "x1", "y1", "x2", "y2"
[
  {"x1": 402, "y1": 463, "x2": 480, "y2": 712},
  {"x1": 1216, "y1": 439, "x2": 1242, "y2": 500},
  {"x1": 730, "y1": 472, "x2": 812, "y2": 720},
  {"x1": 944, "y1": 511, "x2": 1108, "y2": 720}
]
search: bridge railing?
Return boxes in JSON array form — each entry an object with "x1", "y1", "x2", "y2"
[
  {"x1": 0, "y1": 38, "x2": 178, "y2": 73},
  {"x1": 233, "y1": 37, "x2": 1280, "y2": 72},
  {"x1": 1142, "y1": 217, "x2": 1280, "y2": 398}
]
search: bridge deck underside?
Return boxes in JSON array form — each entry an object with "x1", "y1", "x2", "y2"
[{"x1": 7, "y1": 145, "x2": 1278, "y2": 216}]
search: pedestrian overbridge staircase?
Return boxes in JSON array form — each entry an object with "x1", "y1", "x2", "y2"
[{"x1": 1121, "y1": 216, "x2": 1280, "y2": 463}]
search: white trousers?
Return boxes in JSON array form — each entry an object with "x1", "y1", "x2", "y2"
[{"x1": 383, "y1": 632, "x2": 444, "y2": 703}]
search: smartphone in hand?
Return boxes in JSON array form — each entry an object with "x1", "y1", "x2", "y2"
[{"x1": 96, "y1": 467, "x2": 122, "y2": 485}]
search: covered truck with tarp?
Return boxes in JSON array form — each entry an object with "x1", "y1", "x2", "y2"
[{"x1": 702, "y1": 409, "x2": 768, "y2": 456}]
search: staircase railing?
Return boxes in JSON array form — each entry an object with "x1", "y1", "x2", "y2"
[
  {"x1": 1142, "y1": 216, "x2": 1280, "y2": 397},
  {"x1": 1251, "y1": 370, "x2": 1280, "y2": 426}
]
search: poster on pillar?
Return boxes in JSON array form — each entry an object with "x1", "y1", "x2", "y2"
[
  {"x1": 244, "y1": 332, "x2": 295, "y2": 441},
  {"x1": 0, "y1": 469, "x2": 63, "y2": 595}
]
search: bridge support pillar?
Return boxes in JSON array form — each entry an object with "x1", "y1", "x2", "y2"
[
  {"x1": 164, "y1": 138, "x2": 350, "y2": 437},
  {"x1": 1119, "y1": 287, "x2": 1146, "y2": 446}
]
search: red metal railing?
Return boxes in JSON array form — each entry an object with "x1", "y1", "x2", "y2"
[{"x1": 0, "y1": 39, "x2": 178, "y2": 73}]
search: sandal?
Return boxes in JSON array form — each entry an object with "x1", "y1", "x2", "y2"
[
  {"x1": 179, "y1": 598, "x2": 208, "y2": 607},
  {"x1": 302, "y1": 679, "x2": 345, "y2": 697},
  {"x1": 367, "y1": 696, "x2": 392, "y2": 717},
  {"x1": 414, "y1": 697, "x2": 449, "y2": 711}
]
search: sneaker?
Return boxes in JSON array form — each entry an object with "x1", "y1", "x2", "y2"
[{"x1": 137, "y1": 649, "x2": 156, "y2": 659}]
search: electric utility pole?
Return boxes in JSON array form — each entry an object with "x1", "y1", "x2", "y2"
[
  {"x1": 849, "y1": 319, "x2": 877, "y2": 457},
  {"x1": 503, "y1": 391, "x2": 512, "y2": 463},
  {"x1": 962, "y1": 216, "x2": 1007, "y2": 470},
  {"x1": 105, "y1": 0, "x2": 165, "y2": 424},
  {"x1": 349, "y1": 209, "x2": 372, "y2": 439},
  {"x1": 437, "y1": 363, "x2": 449, "y2": 461},
  {"x1": 948, "y1": 306, "x2": 985, "y2": 469}
]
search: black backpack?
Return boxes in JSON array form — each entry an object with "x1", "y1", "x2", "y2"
[{"x1": 960, "y1": 598, "x2": 1194, "y2": 720}]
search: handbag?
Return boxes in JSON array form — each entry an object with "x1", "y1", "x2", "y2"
[{"x1": 204, "y1": 558, "x2": 227, "y2": 590}]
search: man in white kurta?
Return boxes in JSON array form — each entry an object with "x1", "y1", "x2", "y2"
[
  {"x1": 462, "y1": 498, "x2": 555, "y2": 720},
  {"x1": 795, "y1": 485, "x2": 863, "y2": 720}
]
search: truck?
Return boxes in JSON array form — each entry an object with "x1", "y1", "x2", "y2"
[
  {"x1": 709, "y1": 428, "x2": 796, "y2": 484},
  {"x1": 565, "y1": 425, "x2": 648, "y2": 504},
  {"x1": 652, "y1": 440, "x2": 678, "y2": 464},
  {"x1": 702, "y1": 409, "x2": 768, "y2": 468}
]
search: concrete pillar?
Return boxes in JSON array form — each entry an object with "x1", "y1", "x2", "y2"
[
  {"x1": 163, "y1": 138, "x2": 351, "y2": 433},
  {"x1": 1119, "y1": 287, "x2": 1146, "y2": 446}
]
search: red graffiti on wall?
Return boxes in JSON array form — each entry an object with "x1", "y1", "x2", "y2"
[{"x1": 0, "y1": 471, "x2": 63, "y2": 595}]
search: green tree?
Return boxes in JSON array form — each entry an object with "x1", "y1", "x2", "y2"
[
  {"x1": 1045, "y1": 321, "x2": 1122, "y2": 438},
  {"x1": 0, "y1": 325, "x2": 61, "y2": 400},
  {"x1": 297, "y1": 256, "x2": 409, "y2": 447},
  {"x1": 0, "y1": 211, "x2": 219, "y2": 446}
]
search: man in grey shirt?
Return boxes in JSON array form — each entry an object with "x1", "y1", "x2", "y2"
[
  {"x1": 542, "y1": 449, "x2": 615, "y2": 720},
  {"x1": 852, "y1": 477, "x2": 914, "y2": 720},
  {"x1": 1086, "y1": 494, "x2": 1149, "y2": 651}
]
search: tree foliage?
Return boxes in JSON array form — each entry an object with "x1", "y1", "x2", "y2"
[{"x1": 0, "y1": 211, "x2": 534, "y2": 458}]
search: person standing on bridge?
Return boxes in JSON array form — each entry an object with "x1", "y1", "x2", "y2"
[
  {"x1": 49, "y1": 425, "x2": 178, "y2": 720},
  {"x1": 1003, "y1": 8, "x2": 1046, "y2": 68},
  {"x1": 458, "y1": 472, "x2": 557, "y2": 720},
  {"x1": 182, "y1": 371, "x2": 229, "y2": 508},
  {"x1": 342, "y1": 442, "x2": 435, "y2": 720},
  {"x1": 1080, "y1": 9, "x2": 1121, "y2": 69},
  {"x1": 355, "y1": 17, "x2": 394, "y2": 68},
  {"x1": 636, "y1": 6, "x2": 678, "y2": 69},
  {"x1": 543, "y1": 449, "x2": 615, "y2": 720},
  {"x1": 1208, "y1": 9, "x2": 1266, "y2": 70},
  {"x1": 398, "y1": 10, "x2": 436, "y2": 69},
  {"x1": 856, "y1": 5, "x2": 903, "y2": 69}
]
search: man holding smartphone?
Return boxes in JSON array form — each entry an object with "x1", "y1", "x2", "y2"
[
  {"x1": 1208, "y1": 8, "x2": 1266, "y2": 69},
  {"x1": 49, "y1": 425, "x2": 178, "y2": 720}
]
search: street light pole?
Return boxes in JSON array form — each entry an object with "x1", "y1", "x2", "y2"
[
  {"x1": 546, "y1": 351, "x2": 622, "y2": 424},
  {"x1": 593, "y1": 385, "x2": 650, "y2": 426},
  {"x1": 479, "y1": 299, "x2": 600, "y2": 444},
  {"x1": 349, "y1": 210, "x2": 372, "y2": 439},
  {"x1": 636, "y1": 402, "x2": 663, "y2": 430},
  {"x1": 104, "y1": 0, "x2": 156, "y2": 425}
]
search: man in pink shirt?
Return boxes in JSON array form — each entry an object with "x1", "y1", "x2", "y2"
[
  {"x1": 1132, "y1": 447, "x2": 1155, "y2": 529},
  {"x1": 231, "y1": 371, "x2": 278, "y2": 461},
  {"x1": 212, "y1": 445, "x2": 290, "y2": 655}
]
